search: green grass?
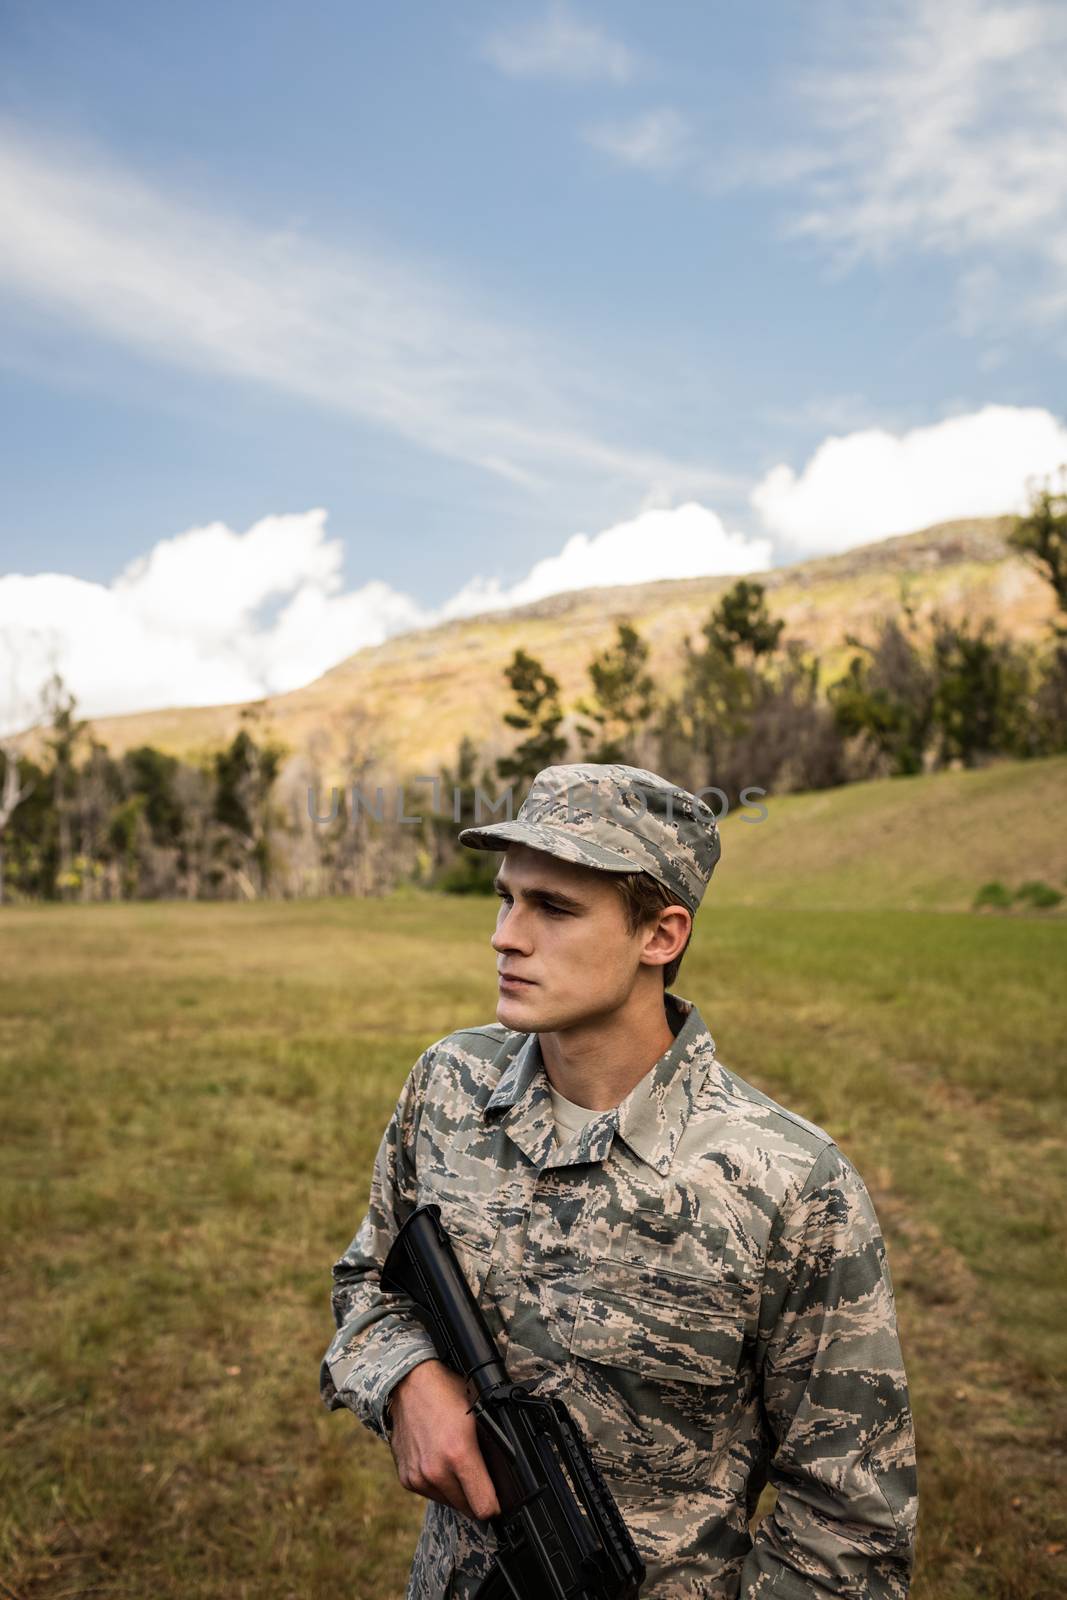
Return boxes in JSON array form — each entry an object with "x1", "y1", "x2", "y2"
[
  {"x1": 1, "y1": 888, "x2": 1065, "y2": 1599},
  {"x1": 713, "y1": 752, "x2": 1067, "y2": 914}
]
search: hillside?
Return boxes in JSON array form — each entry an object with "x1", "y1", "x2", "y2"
[
  {"x1": 710, "y1": 751, "x2": 1067, "y2": 914},
  {"x1": 42, "y1": 514, "x2": 1059, "y2": 781}
]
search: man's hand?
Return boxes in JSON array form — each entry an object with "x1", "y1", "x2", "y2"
[{"x1": 387, "y1": 1358, "x2": 501, "y2": 1522}]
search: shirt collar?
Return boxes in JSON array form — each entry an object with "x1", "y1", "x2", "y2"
[{"x1": 484, "y1": 991, "x2": 717, "y2": 1177}]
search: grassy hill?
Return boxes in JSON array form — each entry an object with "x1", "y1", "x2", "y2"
[
  {"x1": 35, "y1": 514, "x2": 1058, "y2": 783},
  {"x1": 712, "y1": 752, "x2": 1067, "y2": 914}
]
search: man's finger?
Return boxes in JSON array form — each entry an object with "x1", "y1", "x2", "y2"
[
  {"x1": 410, "y1": 1479, "x2": 475, "y2": 1520},
  {"x1": 435, "y1": 1463, "x2": 479, "y2": 1521},
  {"x1": 455, "y1": 1450, "x2": 501, "y2": 1521}
]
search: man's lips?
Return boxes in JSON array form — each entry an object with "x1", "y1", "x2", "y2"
[{"x1": 498, "y1": 973, "x2": 536, "y2": 985}]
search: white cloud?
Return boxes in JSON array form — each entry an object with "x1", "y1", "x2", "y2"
[
  {"x1": 585, "y1": 109, "x2": 690, "y2": 173},
  {"x1": 751, "y1": 403, "x2": 1067, "y2": 552},
  {"x1": 482, "y1": 3, "x2": 635, "y2": 83},
  {"x1": 0, "y1": 503, "x2": 773, "y2": 733},
  {"x1": 16, "y1": 402, "x2": 1059, "y2": 733},
  {"x1": 0, "y1": 512, "x2": 432, "y2": 735},
  {"x1": 110, "y1": 513, "x2": 342, "y2": 642},
  {"x1": 438, "y1": 502, "x2": 772, "y2": 618},
  {"x1": 0, "y1": 129, "x2": 736, "y2": 503}
]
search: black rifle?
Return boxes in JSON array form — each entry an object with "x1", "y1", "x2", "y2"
[{"x1": 381, "y1": 1204, "x2": 645, "y2": 1600}]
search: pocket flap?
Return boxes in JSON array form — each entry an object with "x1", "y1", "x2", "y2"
[
  {"x1": 571, "y1": 1280, "x2": 745, "y2": 1386},
  {"x1": 607, "y1": 1209, "x2": 728, "y2": 1276}
]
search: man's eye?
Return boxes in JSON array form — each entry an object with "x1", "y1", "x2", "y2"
[{"x1": 542, "y1": 904, "x2": 568, "y2": 917}]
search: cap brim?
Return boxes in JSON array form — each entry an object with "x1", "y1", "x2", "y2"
[{"x1": 457, "y1": 820, "x2": 641, "y2": 876}]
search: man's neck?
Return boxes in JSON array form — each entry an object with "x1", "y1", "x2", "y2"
[{"x1": 538, "y1": 988, "x2": 677, "y2": 1111}]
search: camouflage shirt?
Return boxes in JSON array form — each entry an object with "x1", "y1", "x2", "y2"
[{"x1": 321, "y1": 992, "x2": 919, "y2": 1599}]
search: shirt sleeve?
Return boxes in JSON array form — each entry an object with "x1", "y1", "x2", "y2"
[
  {"x1": 740, "y1": 1143, "x2": 919, "y2": 1599},
  {"x1": 319, "y1": 1044, "x2": 441, "y2": 1440}
]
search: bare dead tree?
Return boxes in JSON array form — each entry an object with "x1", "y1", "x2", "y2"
[
  {"x1": 172, "y1": 761, "x2": 214, "y2": 899},
  {"x1": 0, "y1": 737, "x2": 35, "y2": 905},
  {"x1": 304, "y1": 704, "x2": 394, "y2": 897},
  {"x1": 39, "y1": 673, "x2": 90, "y2": 901},
  {"x1": 0, "y1": 636, "x2": 47, "y2": 905}
]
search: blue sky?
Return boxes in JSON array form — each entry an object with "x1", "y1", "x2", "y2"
[{"x1": 1, "y1": 0, "x2": 1066, "y2": 727}]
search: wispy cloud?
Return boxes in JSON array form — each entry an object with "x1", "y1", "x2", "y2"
[
  {"x1": 584, "y1": 109, "x2": 690, "y2": 173},
  {"x1": 0, "y1": 128, "x2": 736, "y2": 502},
  {"x1": 482, "y1": 2, "x2": 636, "y2": 83},
  {"x1": 756, "y1": 393, "x2": 912, "y2": 438},
  {"x1": 746, "y1": 0, "x2": 1067, "y2": 332},
  {"x1": 780, "y1": 1, "x2": 1067, "y2": 273},
  {"x1": 575, "y1": 0, "x2": 1067, "y2": 334},
  {"x1": 752, "y1": 403, "x2": 1067, "y2": 552}
]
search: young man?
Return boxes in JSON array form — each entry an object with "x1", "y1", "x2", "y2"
[{"x1": 321, "y1": 763, "x2": 918, "y2": 1599}]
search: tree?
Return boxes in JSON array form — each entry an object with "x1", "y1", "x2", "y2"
[
  {"x1": 574, "y1": 621, "x2": 656, "y2": 765},
  {"x1": 1031, "y1": 641, "x2": 1067, "y2": 754},
  {"x1": 657, "y1": 580, "x2": 787, "y2": 795},
  {"x1": 725, "y1": 640, "x2": 848, "y2": 795},
  {"x1": 1008, "y1": 464, "x2": 1067, "y2": 755},
  {"x1": 211, "y1": 713, "x2": 286, "y2": 898},
  {"x1": 125, "y1": 746, "x2": 185, "y2": 848},
  {"x1": 73, "y1": 738, "x2": 123, "y2": 901},
  {"x1": 41, "y1": 672, "x2": 90, "y2": 901},
  {"x1": 172, "y1": 762, "x2": 215, "y2": 900},
  {"x1": 828, "y1": 603, "x2": 937, "y2": 777},
  {"x1": 702, "y1": 578, "x2": 785, "y2": 664},
  {"x1": 828, "y1": 587, "x2": 1037, "y2": 775},
  {"x1": 1009, "y1": 464, "x2": 1067, "y2": 635},
  {"x1": 495, "y1": 649, "x2": 568, "y2": 786},
  {"x1": 929, "y1": 610, "x2": 1033, "y2": 767},
  {"x1": 105, "y1": 744, "x2": 191, "y2": 899},
  {"x1": 1, "y1": 753, "x2": 48, "y2": 900},
  {"x1": 0, "y1": 739, "x2": 35, "y2": 904},
  {"x1": 424, "y1": 734, "x2": 500, "y2": 895},
  {"x1": 0, "y1": 634, "x2": 52, "y2": 901}
]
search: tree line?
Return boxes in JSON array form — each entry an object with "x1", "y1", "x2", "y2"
[{"x1": 2, "y1": 472, "x2": 1066, "y2": 905}]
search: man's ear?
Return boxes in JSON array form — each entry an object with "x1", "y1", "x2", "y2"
[{"x1": 640, "y1": 906, "x2": 690, "y2": 967}]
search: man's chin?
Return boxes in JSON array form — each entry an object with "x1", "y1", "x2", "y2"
[{"x1": 496, "y1": 986, "x2": 544, "y2": 1025}]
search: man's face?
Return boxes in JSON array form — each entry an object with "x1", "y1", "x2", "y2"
[{"x1": 490, "y1": 842, "x2": 679, "y2": 1032}]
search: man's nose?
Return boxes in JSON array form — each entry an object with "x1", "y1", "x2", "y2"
[{"x1": 491, "y1": 903, "x2": 531, "y2": 952}]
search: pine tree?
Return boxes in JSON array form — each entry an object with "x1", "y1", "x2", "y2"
[
  {"x1": 495, "y1": 649, "x2": 568, "y2": 785},
  {"x1": 1010, "y1": 464, "x2": 1067, "y2": 637},
  {"x1": 574, "y1": 620, "x2": 656, "y2": 764}
]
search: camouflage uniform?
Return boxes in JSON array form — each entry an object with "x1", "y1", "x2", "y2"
[{"x1": 321, "y1": 766, "x2": 918, "y2": 1598}]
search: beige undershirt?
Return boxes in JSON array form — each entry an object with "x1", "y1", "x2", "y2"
[
  {"x1": 548, "y1": 1081, "x2": 610, "y2": 1141},
  {"x1": 545, "y1": 1006, "x2": 682, "y2": 1144}
]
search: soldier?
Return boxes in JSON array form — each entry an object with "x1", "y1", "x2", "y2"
[{"x1": 321, "y1": 763, "x2": 919, "y2": 1599}]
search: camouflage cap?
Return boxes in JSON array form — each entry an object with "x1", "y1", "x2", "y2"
[{"x1": 457, "y1": 763, "x2": 721, "y2": 914}]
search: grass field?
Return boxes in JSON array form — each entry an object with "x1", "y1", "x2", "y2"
[{"x1": 2, "y1": 765, "x2": 1066, "y2": 1599}]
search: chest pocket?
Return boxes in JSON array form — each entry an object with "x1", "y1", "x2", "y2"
[
  {"x1": 571, "y1": 1214, "x2": 747, "y2": 1385},
  {"x1": 570, "y1": 1272, "x2": 746, "y2": 1384},
  {"x1": 417, "y1": 1187, "x2": 499, "y2": 1302},
  {"x1": 565, "y1": 1213, "x2": 749, "y2": 1490}
]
